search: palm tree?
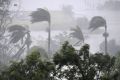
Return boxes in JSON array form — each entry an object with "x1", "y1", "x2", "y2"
[
  {"x1": 8, "y1": 25, "x2": 31, "y2": 59},
  {"x1": 89, "y1": 16, "x2": 109, "y2": 54},
  {"x1": 0, "y1": 0, "x2": 30, "y2": 67},
  {"x1": 30, "y1": 8, "x2": 51, "y2": 57},
  {"x1": 70, "y1": 25, "x2": 84, "y2": 46}
]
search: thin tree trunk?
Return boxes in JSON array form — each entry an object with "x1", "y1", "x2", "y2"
[{"x1": 48, "y1": 23, "x2": 51, "y2": 58}]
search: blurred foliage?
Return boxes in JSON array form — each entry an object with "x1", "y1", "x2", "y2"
[
  {"x1": 0, "y1": 41, "x2": 120, "y2": 80},
  {"x1": 0, "y1": 50, "x2": 54, "y2": 80},
  {"x1": 89, "y1": 16, "x2": 106, "y2": 31},
  {"x1": 70, "y1": 26, "x2": 84, "y2": 43},
  {"x1": 0, "y1": 0, "x2": 32, "y2": 70},
  {"x1": 30, "y1": 8, "x2": 50, "y2": 24},
  {"x1": 52, "y1": 42, "x2": 116, "y2": 80},
  {"x1": 28, "y1": 46, "x2": 48, "y2": 60}
]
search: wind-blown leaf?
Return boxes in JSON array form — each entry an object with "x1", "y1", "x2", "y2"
[
  {"x1": 89, "y1": 16, "x2": 106, "y2": 31},
  {"x1": 30, "y1": 8, "x2": 51, "y2": 24}
]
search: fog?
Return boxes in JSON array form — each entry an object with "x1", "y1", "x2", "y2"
[
  {"x1": 11, "y1": 0, "x2": 120, "y2": 53},
  {"x1": 0, "y1": 0, "x2": 120, "y2": 79}
]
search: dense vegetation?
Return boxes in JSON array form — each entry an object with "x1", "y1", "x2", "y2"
[{"x1": 0, "y1": 41, "x2": 119, "y2": 80}]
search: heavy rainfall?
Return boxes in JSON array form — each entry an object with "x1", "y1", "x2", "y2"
[{"x1": 0, "y1": 0, "x2": 120, "y2": 80}]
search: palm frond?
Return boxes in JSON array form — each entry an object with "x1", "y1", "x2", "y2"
[
  {"x1": 10, "y1": 31, "x2": 26, "y2": 43},
  {"x1": 70, "y1": 26, "x2": 84, "y2": 42},
  {"x1": 8, "y1": 25, "x2": 26, "y2": 32},
  {"x1": 30, "y1": 8, "x2": 50, "y2": 24},
  {"x1": 8, "y1": 25, "x2": 27, "y2": 43},
  {"x1": 89, "y1": 16, "x2": 106, "y2": 31}
]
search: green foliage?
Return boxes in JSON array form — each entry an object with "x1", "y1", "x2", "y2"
[
  {"x1": 90, "y1": 53, "x2": 116, "y2": 79},
  {"x1": 115, "y1": 52, "x2": 120, "y2": 71},
  {"x1": 91, "y1": 53, "x2": 115, "y2": 71},
  {"x1": 28, "y1": 46, "x2": 48, "y2": 60},
  {"x1": 53, "y1": 41, "x2": 96, "y2": 80},
  {"x1": 0, "y1": 41, "x2": 117, "y2": 80},
  {"x1": 0, "y1": 50, "x2": 54, "y2": 80},
  {"x1": 111, "y1": 52, "x2": 120, "y2": 80},
  {"x1": 53, "y1": 41, "x2": 78, "y2": 66},
  {"x1": 53, "y1": 42, "x2": 116, "y2": 80}
]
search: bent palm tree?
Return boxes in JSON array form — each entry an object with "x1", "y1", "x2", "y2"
[
  {"x1": 70, "y1": 26, "x2": 84, "y2": 46},
  {"x1": 8, "y1": 25, "x2": 31, "y2": 59},
  {"x1": 89, "y1": 16, "x2": 109, "y2": 54},
  {"x1": 30, "y1": 8, "x2": 51, "y2": 57}
]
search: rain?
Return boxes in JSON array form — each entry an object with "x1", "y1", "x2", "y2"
[{"x1": 0, "y1": 0, "x2": 120, "y2": 80}]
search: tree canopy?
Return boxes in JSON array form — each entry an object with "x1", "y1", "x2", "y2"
[{"x1": 0, "y1": 41, "x2": 117, "y2": 80}]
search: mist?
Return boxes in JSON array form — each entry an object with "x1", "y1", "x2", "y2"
[
  {"x1": 0, "y1": 0, "x2": 120, "y2": 79},
  {"x1": 10, "y1": 0, "x2": 120, "y2": 53}
]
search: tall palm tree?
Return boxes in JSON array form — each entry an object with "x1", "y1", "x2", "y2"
[
  {"x1": 89, "y1": 16, "x2": 109, "y2": 54},
  {"x1": 70, "y1": 25, "x2": 84, "y2": 46},
  {"x1": 30, "y1": 8, "x2": 51, "y2": 57}
]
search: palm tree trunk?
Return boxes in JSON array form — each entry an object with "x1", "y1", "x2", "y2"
[
  {"x1": 48, "y1": 23, "x2": 51, "y2": 58},
  {"x1": 105, "y1": 25, "x2": 108, "y2": 55}
]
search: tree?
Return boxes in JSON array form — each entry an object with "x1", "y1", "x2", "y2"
[
  {"x1": 70, "y1": 25, "x2": 84, "y2": 46},
  {"x1": 52, "y1": 41, "x2": 96, "y2": 80},
  {"x1": 0, "y1": 0, "x2": 11, "y2": 36},
  {"x1": 8, "y1": 25, "x2": 31, "y2": 60},
  {"x1": 89, "y1": 16, "x2": 109, "y2": 54},
  {"x1": 0, "y1": 0, "x2": 32, "y2": 70},
  {"x1": 90, "y1": 53, "x2": 116, "y2": 79},
  {"x1": 30, "y1": 8, "x2": 51, "y2": 57},
  {"x1": 0, "y1": 0, "x2": 32, "y2": 71},
  {"x1": 28, "y1": 46, "x2": 48, "y2": 60},
  {"x1": 112, "y1": 52, "x2": 120, "y2": 80},
  {"x1": 52, "y1": 41, "x2": 116, "y2": 80},
  {"x1": 0, "y1": 0, "x2": 11, "y2": 67},
  {"x1": 0, "y1": 50, "x2": 54, "y2": 80},
  {"x1": 0, "y1": 24, "x2": 31, "y2": 69},
  {"x1": 0, "y1": 41, "x2": 117, "y2": 80}
]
